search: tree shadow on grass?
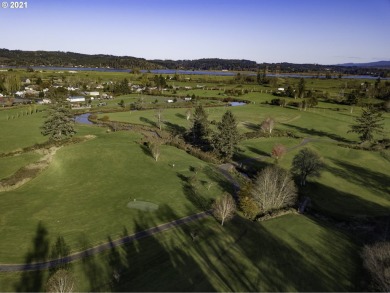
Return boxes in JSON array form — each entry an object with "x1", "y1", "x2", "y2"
[
  {"x1": 15, "y1": 222, "x2": 50, "y2": 292},
  {"x1": 282, "y1": 123, "x2": 353, "y2": 143},
  {"x1": 303, "y1": 181, "x2": 390, "y2": 220},
  {"x1": 177, "y1": 173, "x2": 213, "y2": 212},
  {"x1": 175, "y1": 113, "x2": 186, "y2": 119},
  {"x1": 164, "y1": 121, "x2": 187, "y2": 135},
  {"x1": 327, "y1": 158, "x2": 390, "y2": 198},
  {"x1": 139, "y1": 116, "x2": 157, "y2": 128},
  {"x1": 242, "y1": 122, "x2": 260, "y2": 132},
  {"x1": 220, "y1": 215, "x2": 362, "y2": 291},
  {"x1": 102, "y1": 206, "x2": 216, "y2": 291}
]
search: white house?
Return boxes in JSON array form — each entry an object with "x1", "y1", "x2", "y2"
[
  {"x1": 89, "y1": 91, "x2": 100, "y2": 96},
  {"x1": 167, "y1": 99, "x2": 174, "y2": 103},
  {"x1": 67, "y1": 96, "x2": 85, "y2": 103},
  {"x1": 184, "y1": 97, "x2": 192, "y2": 101},
  {"x1": 277, "y1": 87, "x2": 285, "y2": 91}
]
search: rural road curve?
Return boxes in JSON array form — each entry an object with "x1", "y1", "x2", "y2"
[{"x1": 0, "y1": 211, "x2": 209, "y2": 272}]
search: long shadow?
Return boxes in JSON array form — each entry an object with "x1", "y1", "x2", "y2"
[
  {"x1": 78, "y1": 235, "x2": 108, "y2": 292},
  {"x1": 105, "y1": 205, "x2": 216, "y2": 291},
  {"x1": 221, "y1": 215, "x2": 362, "y2": 291},
  {"x1": 49, "y1": 236, "x2": 72, "y2": 274},
  {"x1": 282, "y1": 123, "x2": 353, "y2": 143},
  {"x1": 175, "y1": 113, "x2": 186, "y2": 119},
  {"x1": 139, "y1": 116, "x2": 157, "y2": 128},
  {"x1": 302, "y1": 181, "x2": 390, "y2": 220},
  {"x1": 242, "y1": 122, "x2": 260, "y2": 132},
  {"x1": 328, "y1": 158, "x2": 390, "y2": 198},
  {"x1": 164, "y1": 121, "x2": 187, "y2": 135},
  {"x1": 177, "y1": 173, "x2": 213, "y2": 211},
  {"x1": 15, "y1": 222, "x2": 50, "y2": 292},
  {"x1": 232, "y1": 151, "x2": 270, "y2": 178}
]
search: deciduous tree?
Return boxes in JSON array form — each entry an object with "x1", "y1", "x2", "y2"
[
  {"x1": 362, "y1": 242, "x2": 390, "y2": 292},
  {"x1": 260, "y1": 117, "x2": 275, "y2": 134},
  {"x1": 251, "y1": 166, "x2": 297, "y2": 214},
  {"x1": 271, "y1": 144, "x2": 287, "y2": 163},
  {"x1": 291, "y1": 148, "x2": 324, "y2": 186},
  {"x1": 46, "y1": 269, "x2": 75, "y2": 293},
  {"x1": 212, "y1": 193, "x2": 236, "y2": 226}
]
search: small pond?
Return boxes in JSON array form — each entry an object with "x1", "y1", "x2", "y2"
[
  {"x1": 229, "y1": 102, "x2": 247, "y2": 106},
  {"x1": 75, "y1": 113, "x2": 93, "y2": 125}
]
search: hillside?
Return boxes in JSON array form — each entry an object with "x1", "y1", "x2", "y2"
[
  {"x1": 336, "y1": 60, "x2": 390, "y2": 68},
  {"x1": 0, "y1": 49, "x2": 163, "y2": 70},
  {"x1": 0, "y1": 49, "x2": 389, "y2": 77}
]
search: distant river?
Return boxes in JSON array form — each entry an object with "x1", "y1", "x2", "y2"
[{"x1": 2, "y1": 66, "x2": 387, "y2": 79}]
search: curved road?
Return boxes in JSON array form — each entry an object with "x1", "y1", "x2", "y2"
[{"x1": 0, "y1": 211, "x2": 209, "y2": 272}]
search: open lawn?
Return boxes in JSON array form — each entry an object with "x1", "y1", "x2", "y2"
[
  {"x1": 0, "y1": 107, "x2": 46, "y2": 153},
  {"x1": 0, "y1": 214, "x2": 362, "y2": 292},
  {"x1": 0, "y1": 129, "x2": 229, "y2": 263}
]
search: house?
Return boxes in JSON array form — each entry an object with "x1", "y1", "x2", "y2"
[
  {"x1": 184, "y1": 97, "x2": 192, "y2": 101},
  {"x1": 167, "y1": 99, "x2": 174, "y2": 103},
  {"x1": 277, "y1": 88, "x2": 285, "y2": 91},
  {"x1": 184, "y1": 86, "x2": 192, "y2": 90},
  {"x1": 89, "y1": 91, "x2": 100, "y2": 96},
  {"x1": 67, "y1": 96, "x2": 85, "y2": 103}
]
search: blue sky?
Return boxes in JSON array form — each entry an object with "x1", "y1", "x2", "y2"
[{"x1": 0, "y1": 0, "x2": 389, "y2": 64}]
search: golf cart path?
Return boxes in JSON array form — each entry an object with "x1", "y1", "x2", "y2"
[{"x1": 0, "y1": 211, "x2": 209, "y2": 272}]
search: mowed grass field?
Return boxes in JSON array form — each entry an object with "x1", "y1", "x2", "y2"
[
  {"x1": 0, "y1": 215, "x2": 362, "y2": 292},
  {"x1": 0, "y1": 72, "x2": 388, "y2": 291},
  {"x1": 0, "y1": 128, "x2": 229, "y2": 263}
]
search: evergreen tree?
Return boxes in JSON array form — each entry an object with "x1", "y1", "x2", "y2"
[
  {"x1": 212, "y1": 110, "x2": 240, "y2": 160},
  {"x1": 297, "y1": 78, "x2": 306, "y2": 98},
  {"x1": 41, "y1": 100, "x2": 76, "y2": 141},
  {"x1": 189, "y1": 104, "x2": 210, "y2": 147},
  {"x1": 348, "y1": 106, "x2": 384, "y2": 142}
]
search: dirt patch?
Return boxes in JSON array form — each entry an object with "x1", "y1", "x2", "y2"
[{"x1": 0, "y1": 147, "x2": 60, "y2": 192}]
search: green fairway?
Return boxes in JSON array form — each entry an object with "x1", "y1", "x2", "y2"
[
  {"x1": 0, "y1": 129, "x2": 228, "y2": 263},
  {"x1": 0, "y1": 214, "x2": 362, "y2": 292}
]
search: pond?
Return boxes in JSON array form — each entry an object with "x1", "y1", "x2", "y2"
[
  {"x1": 74, "y1": 113, "x2": 93, "y2": 125},
  {"x1": 229, "y1": 102, "x2": 247, "y2": 106}
]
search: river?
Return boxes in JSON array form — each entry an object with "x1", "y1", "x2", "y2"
[{"x1": 3, "y1": 66, "x2": 387, "y2": 80}]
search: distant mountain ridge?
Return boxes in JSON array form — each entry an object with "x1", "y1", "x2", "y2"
[{"x1": 336, "y1": 61, "x2": 390, "y2": 68}]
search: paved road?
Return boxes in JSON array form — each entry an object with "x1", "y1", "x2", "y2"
[{"x1": 0, "y1": 211, "x2": 209, "y2": 272}]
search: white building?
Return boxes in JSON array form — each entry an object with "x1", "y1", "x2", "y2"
[{"x1": 67, "y1": 96, "x2": 85, "y2": 103}]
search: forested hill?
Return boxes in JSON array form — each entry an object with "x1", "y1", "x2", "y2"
[
  {"x1": 0, "y1": 49, "x2": 163, "y2": 70},
  {"x1": 0, "y1": 49, "x2": 389, "y2": 77},
  {"x1": 150, "y1": 58, "x2": 258, "y2": 71}
]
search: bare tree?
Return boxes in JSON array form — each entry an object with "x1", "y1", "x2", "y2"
[
  {"x1": 271, "y1": 144, "x2": 287, "y2": 163},
  {"x1": 186, "y1": 108, "x2": 192, "y2": 121},
  {"x1": 260, "y1": 117, "x2": 275, "y2": 134},
  {"x1": 212, "y1": 193, "x2": 236, "y2": 226},
  {"x1": 155, "y1": 107, "x2": 164, "y2": 130},
  {"x1": 251, "y1": 166, "x2": 297, "y2": 214},
  {"x1": 147, "y1": 141, "x2": 161, "y2": 161},
  {"x1": 46, "y1": 269, "x2": 75, "y2": 293},
  {"x1": 362, "y1": 242, "x2": 390, "y2": 292}
]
